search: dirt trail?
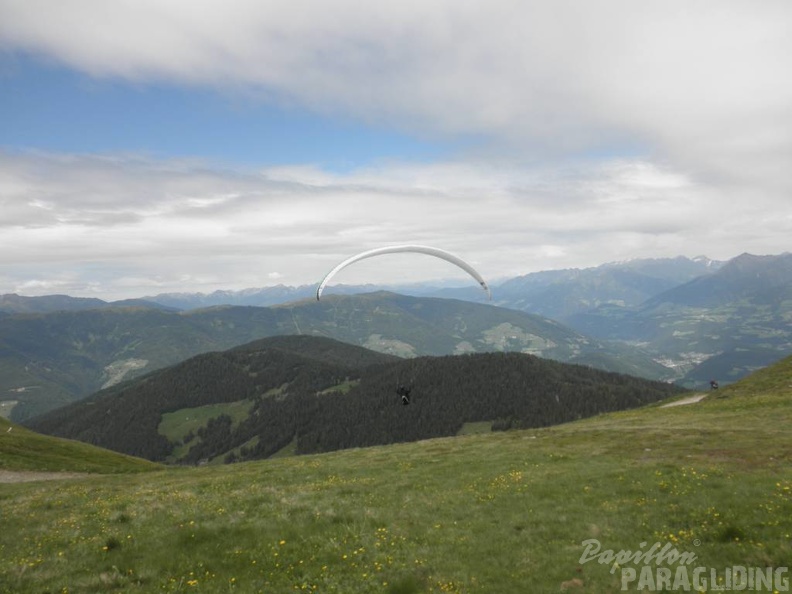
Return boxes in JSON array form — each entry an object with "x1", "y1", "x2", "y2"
[
  {"x1": 660, "y1": 394, "x2": 708, "y2": 408},
  {"x1": 0, "y1": 470, "x2": 91, "y2": 484}
]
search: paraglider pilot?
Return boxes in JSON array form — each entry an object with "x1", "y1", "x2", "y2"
[{"x1": 396, "y1": 385, "x2": 411, "y2": 405}]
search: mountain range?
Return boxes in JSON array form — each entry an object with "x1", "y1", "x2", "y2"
[
  {"x1": 565, "y1": 253, "x2": 792, "y2": 383},
  {"x1": 2, "y1": 252, "x2": 791, "y2": 421},
  {"x1": 490, "y1": 254, "x2": 723, "y2": 319},
  {"x1": 0, "y1": 254, "x2": 725, "y2": 315},
  {"x1": 0, "y1": 292, "x2": 666, "y2": 421}
]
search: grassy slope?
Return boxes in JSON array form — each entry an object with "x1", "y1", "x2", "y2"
[
  {"x1": 1, "y1": 357, "x2": 791, "y2": 593},
  {"x1": 158, "y1": 400, "x2": 255, "y2": 463},
  {"x1": 158, "y1": 400, "x2": 255, "y2": 443},
  {"x1": 0, "y1": 417, "x2": 160, "y2": 473}
]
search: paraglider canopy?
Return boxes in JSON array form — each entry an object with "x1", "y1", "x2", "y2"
[{"x1": 315, "y1": 244, "x2": 491, "y2": 300}]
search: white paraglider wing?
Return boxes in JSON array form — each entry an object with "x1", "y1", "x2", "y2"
[{"x1": 316, "y1": 245, "x2": 491, "y2": 300}]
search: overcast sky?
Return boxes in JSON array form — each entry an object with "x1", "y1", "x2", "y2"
[{"x1": 1, "y1": 1, "x2": 790, "y2": 300}]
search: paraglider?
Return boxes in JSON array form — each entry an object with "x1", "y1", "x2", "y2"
[
  {"x1": 316, "y1": 245, "x2": 489, "y2": 407},
  {"x1": 396, "y1": 385, "x2": 411, "y2": 406},
  {"x1": 315, "y1": 245, "x2": 491, "y2": 301}
]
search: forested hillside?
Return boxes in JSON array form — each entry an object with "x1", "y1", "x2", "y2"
[
  {"x1": 1, "y1": 293, "x2": 667, "y2": 421},
  {"x1": 27, "y1": 336, "x2": 686, "y2": 463}
]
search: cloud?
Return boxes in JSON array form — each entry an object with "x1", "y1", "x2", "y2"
[
  {"x1": 2, "y1": 2, "x2": 790, "y2": 179},
  {"x1": 2, "y1": 150, "x2": 788, "y2": 299},
  {"x1": 1, "y1": 2, "x2": 790, "y2": 298}
]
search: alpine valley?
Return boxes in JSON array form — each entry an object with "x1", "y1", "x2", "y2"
[{"x1": 2, "y1": 252, "x2": 791, "y2": 425}]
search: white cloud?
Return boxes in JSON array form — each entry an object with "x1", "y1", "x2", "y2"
[
  {"x1": 1, "y1": 1, "x2": 790, "y2": 298},
  {"x1": 1, "y1": 150, "x2": 789, "y2": 299},
  {"x1": 2, "y1": 2, "x2": 790, "y2": 178}
]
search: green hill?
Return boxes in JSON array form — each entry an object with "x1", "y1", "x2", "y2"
[
  {"x1": 1, "y1": 293, "x2": 669, "y2": 421},
  {"x1": 26, "y1": 336, "x2": 685, "y2": 464},
  {"x1": 1, "y1": 355, "x2": 790, "y2": 592},
  {"x1": 0, "y1": 416, "x2": 159, "y2": 473}
]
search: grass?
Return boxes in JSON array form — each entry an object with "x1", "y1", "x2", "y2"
[
  {"x1": 158, "y1": 400, "x2": 255, "y2": 463},
  {"x1": 159, "y1": 400, "x2": 255, "y2": 444},
  {"x1": 456, "y1": 421, "x2": 492, "y2": 436},
  {"x1": 0, "y1": 417, "x2": 160, "y2": 474},
  {"x1": 269, "y1": 437, "x2": 297, "y2": 459},
  {"x1": 1, "y1": 357, "x2": 791, "y2": 593},
  {"x1": 318, "y1": 379, "x2": 361, "y2": 396}
]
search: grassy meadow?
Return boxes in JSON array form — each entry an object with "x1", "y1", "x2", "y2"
[
  {"x1": 0, "y1": 417, "x2": 160, "y2": 474},
  {"x1": 158, "y1": 400, "x2": 255, "y2": 463},
  {"x1": 1, "y1": 357, "x2": 792, "y2": 593}
]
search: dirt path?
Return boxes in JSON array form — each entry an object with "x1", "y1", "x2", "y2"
[
  {"x1": 660, "y1": 394, "x2": 708, "y2": 408},
  {"x1": 0, "y1": 470, "x2": 92, "y2": 484}
]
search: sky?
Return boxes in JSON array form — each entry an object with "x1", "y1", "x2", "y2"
[{"x1": 1, "y1": 1, "x2": 791, "y2": 300}]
